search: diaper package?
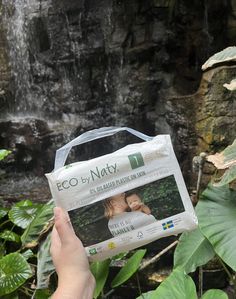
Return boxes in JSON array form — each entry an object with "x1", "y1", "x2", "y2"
[{"x1": 46, "y1": 127, "x2": 198, "y2": 261}]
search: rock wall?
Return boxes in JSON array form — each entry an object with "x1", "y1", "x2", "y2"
[{"x1": 0, "y1": 0, "x2": 236, "y2": 200}]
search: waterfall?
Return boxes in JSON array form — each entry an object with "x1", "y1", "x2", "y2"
[{"x1": 2, "y1": 0, "x2": 50, "y2": 117}]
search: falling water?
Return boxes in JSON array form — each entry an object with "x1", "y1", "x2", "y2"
[{"x1": 2, "y1": 0, "x2": 47, "y2": 116}]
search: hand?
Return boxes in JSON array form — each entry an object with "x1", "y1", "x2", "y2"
[{"x1": 50, "y1": 207, "x2": 95, "y2": 299}]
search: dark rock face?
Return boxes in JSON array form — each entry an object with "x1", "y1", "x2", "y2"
[{"x1": 0, "y1": 0, "x2": 236, "y2": 200}]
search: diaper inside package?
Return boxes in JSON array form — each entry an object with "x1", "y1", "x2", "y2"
[{"x1": 46, "y1": 127, "x2": 198, "y2": 261}]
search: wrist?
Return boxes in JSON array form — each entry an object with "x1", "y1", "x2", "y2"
[{"x1": 53, "y1": 272, "x2": 95, "y2": 299}]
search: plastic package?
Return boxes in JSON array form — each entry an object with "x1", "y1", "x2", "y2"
[{"x1": 46, "y1": 127, "x2": 198, "y2": 261}]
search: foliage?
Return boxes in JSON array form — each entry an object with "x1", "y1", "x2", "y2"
[
  {"x1": 0, "y1": 199, "x2": 54, "y2": 298},
  {"x1": 89, "y1": 249, "x2": 146, "y2": 298},
  {"x1": 149, "y1": 268, "x2": 198, "y2": 299},
  {"x1": 174, "y1": 227, "x2": 215, "y2": 274},
  {"x1": 89, "y1": 141, "x2": 236, "y2": 299},
  {"x1": 36, "y1": 233, "x2": 55, "y2": 290},
  {"x1": 196, "y1": 184, "x2": 236, "y2": 271},
  {"x1": 91, "y1": 259, "x2": 110, "y2": 299},
  {"x1": 0, "y1": 149, "x2": 11, "y2": 161},
  {"x1": 111, "y1": 249, "x2": 146, "y2": 288},
  {"x1": 2, "y1": 138, "x2": 236, "y2": 299}
]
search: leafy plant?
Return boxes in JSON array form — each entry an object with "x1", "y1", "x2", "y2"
[
  {"x1": 0, "y1": 149, "x2": 11, "y2": 161},
  {"x1": 0, "y1": 200, "x2": 54, "y2": 298},
  {"x1": 89, "y1": 249, "x2": 146, "y2": 298},
  {"x1": 89, "y1": 141, "x2": 236, "y2": 299}
]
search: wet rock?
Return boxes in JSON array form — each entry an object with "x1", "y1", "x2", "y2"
[
  {"x1": 0, "y1": 0, "x2": 236, "y2": 201},
  {"x1": 0, "y1": 118, "x2": 53, "y2": 174}
]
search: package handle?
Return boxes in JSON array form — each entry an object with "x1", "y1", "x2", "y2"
[{"x1": 54, "y1": 126, "x2": 153, "y2": 171}]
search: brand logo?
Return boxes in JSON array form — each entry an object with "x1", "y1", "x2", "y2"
[
  {"x1": 56, "y1": 162, "x2": 118, "y2": 191},
  {"x1": 128, "y1": 152, "x2": 145, "y2": 169},
  {"x1": 90, "y1": 163, "x2": 118, "y2": 181},
  {"x1": 89, "y1": 248, "x2": 98, "y2": 255}
]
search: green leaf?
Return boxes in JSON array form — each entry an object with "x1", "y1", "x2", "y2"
[
  {"x1": 136, "y1": 291, "x2": 155, "y2": 299},
  {"x1": 90, "y1": 259, "x2": 110, "y2": 298},
  {"x1": 150, "y1": 268, "x2": 198, "y2": 299},
  {"x1": 0, "y1": 149, "x2": 11, "y2": 161},
  {"x1": 214, "y1": 165, "x2": 236, "y2": 186},
  {"x1": 21, "y1": 201, "x2": 54, "y2": 247},
  {"x1": 201, "y1": 289, "x2": 228, "y2": 299},
  {"x1": 33, "y1": 288, "x2": 52, "y2": 299},
  {"x1": 1, "y1": 291, "x2": 19, "y2": 299},
  {"x1": 0, "y1": 230, "x2": 21, "y2": 243},
  {"x1": 0, "y1": 242, "x2": 6, "y2": 258},
  {"x1": 0, "y1": 253, "x2": 32, "y2": 296},
  {"x1": 37, "y1": 233, "x2": 55, "y2": 289},
  {"x1": 111, "y1": 249, "x2": 146, "y2": 288},
  {"x1": 21, "y1": 249, "x2": 34, "y2": 260},
  {"x1": 196, "y1": 184, "x2": 236, "y2": 271},
  {"x1": 223, "y1": 139, "x2": 236, "y2": 163},
  {"x1": 8, "y1": 200, "x2": 41, "y2": 229},
  {"x1": 174, "y1": 227, "x2": 215, "y2": 273},
  {"x1": 0, "y1": 207, "x2": 8, "y2": 219},
  {"x1": 111, "y1": 252, "x2": 128, "y2": 261}
]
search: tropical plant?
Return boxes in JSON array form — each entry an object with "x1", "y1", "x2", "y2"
[
  {"x1": 84, "y1": 139, "x2": 236, "y2": 299},
  {"x1": 0, "y1": 198, "x2": 54, "y2": 298}
]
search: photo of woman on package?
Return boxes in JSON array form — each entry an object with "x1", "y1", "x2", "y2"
[
  {"x1": 69, "y1": 175, "x2": 185, "y2": 247},
  {"x1": 103, "y1": 192, "x2": 157, "y2": 237}
]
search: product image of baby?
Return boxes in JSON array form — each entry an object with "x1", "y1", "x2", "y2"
[
  {"x1": 104, "y1": 192, "x2": 156, "y2": 237},
  {"x1": 126, "y1": 193, "x2": 151, "y2": 215}
]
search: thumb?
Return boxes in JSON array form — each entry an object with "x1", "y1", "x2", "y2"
[{"x1": 53, "y1": 207, "x2": 75, "y2": 245}]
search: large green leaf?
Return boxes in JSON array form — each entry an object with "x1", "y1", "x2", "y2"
[
  {"x1": 37, "y1": 233, "x2": 55, "y2": 289},
  {"x1": 33, "y1": 288, "x2": 52, "y2": 299},
  {"x1": 201, "y1": 289, "x2": 228, "y2": 299},
  {"x1": 8, "y1": 200, "x2": 41, "y2": 229},
  {"x1": 111, "y1": 249, "x2": 146, "y2": 288},
  {"x1": 0, "y1": 230, "x2": 21, "y2": 243},
  {"x1": 0, "y1": 149, "x2": 11, "y2": 161},
  {"x1": 0, "y1": 253, "x2": 32, "y2": 296},
  {"x1": 150, "y1": 268, "x2": 198, "y2": 299},
  {"x1": 1, "y1": 291, "x2": 19, "y2": 299},
  {"x1": 174, "y1": 227, "x2": 215, "y2": 273},
  {"x1": 196, "y1": 184, "x2": 236, "y2": 271},
  {"x1": 21, "y1": 201, "x2": 53, "y2": 246},
  {"x1": 136, "y1": 291, "x2": 155, "y2": 299},
  {"x1": 90, "y1": 259, "x2": 110, "y2": 298},
  {"x1": 0, "y1": 207, "x2": 8, "y2": 219},
  {"x1": 21, "y1": 249, "x2": 34, "y2": 260},
  {"x1": 215, "y1": 165, "x2": 236, "y2": 186}
]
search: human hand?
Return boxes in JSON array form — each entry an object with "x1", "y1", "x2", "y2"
[{"x1": 50, "y1": 207, "x2": 95, "y2": 299}]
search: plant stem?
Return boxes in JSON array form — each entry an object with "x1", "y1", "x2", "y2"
[
  {"x1": 217, "y1": 257, "x2": 236, "y2": 298},
  {"x1": 139, "y1": 240, "x2": 178, "y2": 271},
  {"x1": 217, "y1": 257, "x2": 233, "y2": 281},
  {"x1": 0, "y1": 219, "x2": 10, "y2": 228},
  {"x1": 136, "y1": 272, "x2": 142, "y2": 296},
  {"x1": 198, "y1": 266, "x2": 203, "y2": 297},
  {"x1": 102, "y1": 289, "x2": 115, "y2": 298}
]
